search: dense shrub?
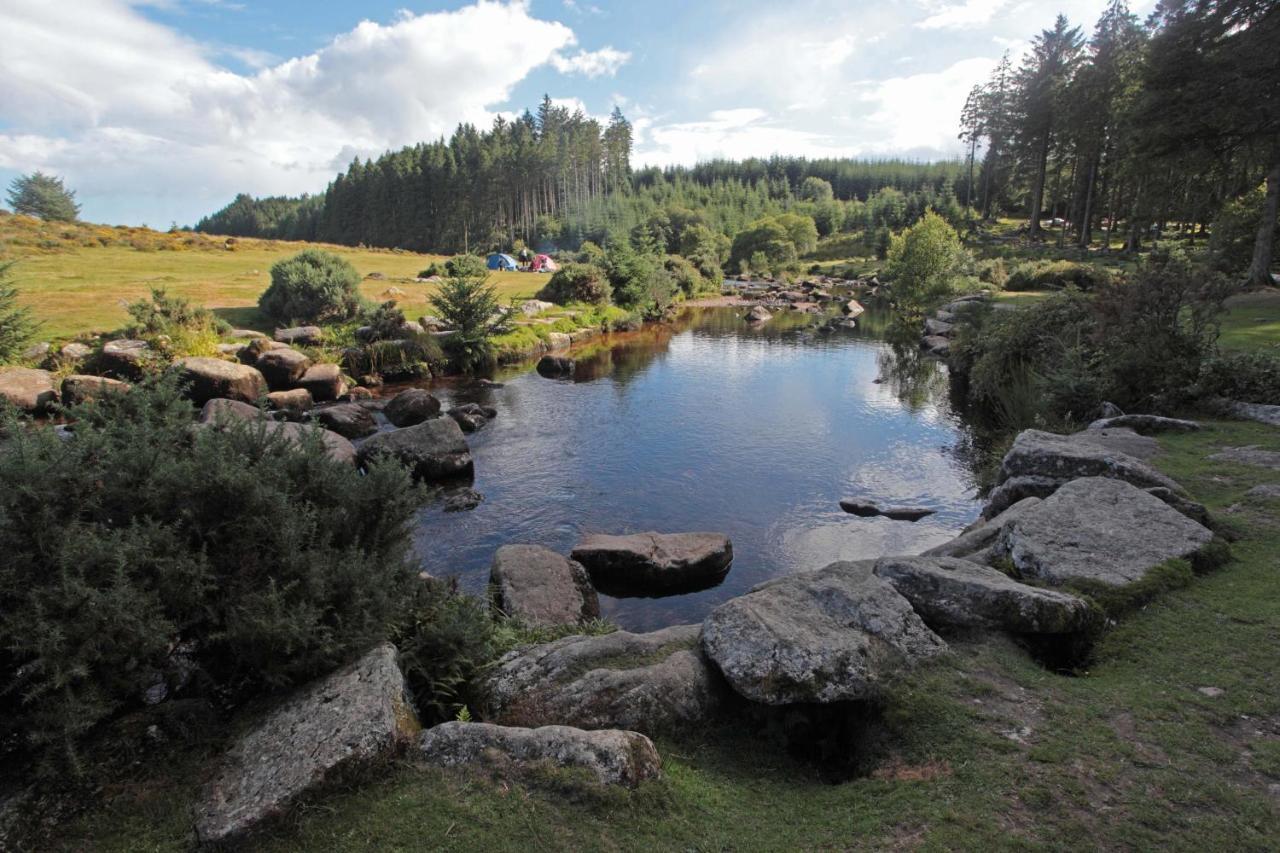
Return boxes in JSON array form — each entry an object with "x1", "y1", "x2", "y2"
[
  {"x1": 729, "y1": 217, "x2": 801, "y2": 274},
  {"x1": 1197, "y1": 351, "x2": 1280, "y2": 404},
  {"x1": 0, "y1": 261, "x2": 36, "y2": 363},
  {"x1": 430, "y1": 254, "x2": 509, "y2": 372},
  {"x1": 124, "y1": 287, "x2": 228, "y2": 357},
  {"x1": 885, "y1": 210, "x2": 966, "y2": 317},
  {"x1": 393, "y1": 578, "x2": 496, "y2": 723},
  {"x1": 663, "y1": 254, "x2": 711, "y2": 297},
  {"x1": 0, "y1": 375, "x2": 423, "y2": 773},
  {"x1": 1005, "y1": 259, "x2": 1111, "y2": 291},
  {"x1": 537, "y1": 263, "x2": 610, "y2": 305},
  {"x1": 259, "y1": 249, "x2": 363, "y2": 325},
  {"x1": 975, "y1": 257, "x2": 1009, "y2": 289},
  {"x1": 605, "y1": 240, "x2": 676, "y2": 317},
  {"x1": 417, "y1": 262, "x2": 445, "y2": 278},
  {"x1": 1091, "y1": 250, "x2": 1231, "y2": 409}
]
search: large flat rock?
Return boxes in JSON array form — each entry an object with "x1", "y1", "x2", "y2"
[
  {"x1": 419, "y1": 722, "x2": 660, "y2": 788},
  {"x1": 490, "y1": 544, "x2": 600, "y2": 628},
  {"x1": 0, "y1": 367, "x2": 57, "y2": 414},
  {"x1": 60, "y1": 374, "x2": 129, "y2": 406},
  {"x1": 924, "y1": 497, "x2": 1042, "y2": 562},
  {"x1": 997, "y1": 428, "x2": 1172, "y2": 487},
  {"x1": 873, "y1": 556, "x2": 1099, "y2": 635},
  {"x1": 176, "y1": 357, "x2": 267, "y2": 405},
  {"x1": 195, "y1": 644, "x2": 419, "y2": 845},
  {"x1": 994, "y1": 477, "x2": 1215, "y2": 588},
  {"x1": 256, "y1": 348, "x2": 312, "y2": 390},
  {"x1": 570, "y1": 532, "x2": 733, "y2": 596},
  {"x1": 700, "y1": 561, "x2": 947, "y2": 705},
  {"x1": 357, "y1": 418, "x2": 473, "y2": 481},
  {"x1": 1208, "y1": 446, "x2": 1280, "y2": 471},
  {"x1": 476, "y1": 624, "x2": 722, "y2": 734},
  {"x1": 312, "y1": 402, "x2": 378, "y2": 439}
]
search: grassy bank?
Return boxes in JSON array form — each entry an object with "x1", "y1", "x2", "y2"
[
  {"x1": 0, "y1": 215, "x2": 541, "y2": 339},
  {"x1": 39, "y1": 418, "x2": 1280, "y2": 851}
]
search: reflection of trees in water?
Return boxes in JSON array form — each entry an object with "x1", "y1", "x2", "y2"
[
  {"x1": 874, "y1": 317, "x2": 951, "y2": 413},
  {"x1": 570, "y1": 324, "x2": 678, "y2": 385}
]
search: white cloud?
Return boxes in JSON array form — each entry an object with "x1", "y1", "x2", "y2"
[
  {"x1": 549, "y1": 46, "x2": 630, "y2": 78},
  {"x1": 0, "y1": 0, "x2": 619, "y2": 224},
  {"x1": 916, "y1": 0, "x2": 1011, "y2": 30}
]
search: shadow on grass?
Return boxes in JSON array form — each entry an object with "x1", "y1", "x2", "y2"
[{"x1": 214, "y1": 306, "x2": 271, "y2": 332}]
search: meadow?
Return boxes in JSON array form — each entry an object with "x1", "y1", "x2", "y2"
[{"x1": 0, "y1": 214, "x2": 543, "y2": 339}]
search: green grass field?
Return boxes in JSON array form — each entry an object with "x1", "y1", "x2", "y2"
[{"x1": 0, "y1": 216, "x2": 544, "y2": 339}]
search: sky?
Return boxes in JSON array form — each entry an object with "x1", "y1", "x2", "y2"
[{"x1": 0, "y1": 0, "x2": 1156, "y2": 227}]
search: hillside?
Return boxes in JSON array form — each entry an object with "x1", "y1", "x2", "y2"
[{"x1": 0, "y1": 213, "x2": 540, "y2": 339}]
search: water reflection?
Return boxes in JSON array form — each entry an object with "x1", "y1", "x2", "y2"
[{"x1": 408, "y1": 304, "x2": 983, "y2": 632}]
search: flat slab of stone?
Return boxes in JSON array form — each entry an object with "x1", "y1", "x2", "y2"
[
  {"x1": 998, "y1": 429, "x2": 1173, "y2": 489},
  {"x1": 841, "y1": 500, "x2": 936, "y2": 522},
  {"x1": 60, "y1": 374, "x2": 129, "y2": 406},
  {"x1": 1087, "y1": 414, "x2": 1200, "y2": 434},
  {"x1": 476, "y1": 624, "x2": 722, "y2": 734},
  {"x1": 419, "y1": 722, "x2": 660, "y2": 788},
  {"x1": 1209, "y1": 446, "x2": 1280, "y2": 471},
  {"x1": 873, "y1": 556, "x2": 1099, "y2": 635},
  {"x1": 0, "y1": 368, "x2": 57, "y2": 414},
  {"x1": 357, "y1": 418, "x2": 473, "y2": 481},
  {"x1": 194, "y1": 644, "x2": 419, "y2": 845},
  {"x1": 384, "y1": 388, "x2": 441, "y2": 427},
  {"x1": 571, "y1": 532, "x2": 733, "y2": 596},
  {"x1": 1226, "y1": 400, "x2": 1280, "y2": 427},
  {"x1": 924, "y1": 497, "x2": 1043, "y2": 562},
  {"x1": 490, "y1": 545, "x2": 600, "y2": 628},
  {"x1": 99, "y1": 339, "x2": 152, "y2": 379},
  {"x1": 176, "y1": 357, "x2": 267, "y2": 405},
  {"x1": 537, "y1": 355, "x2": 575, "y2": 378},
  {"x1": 312, "y1": 402, "x2": 378, "y2": 439},
  {"x1": 274, "y1": 325, "x2": 323, "y2": 345},
  {"x1": 267, "y1": 388, "x2": 313, "y2": 418},
  {"x1": 199, "y1": 398, "x2": 265, "y2": 424},
  {"x1": 994, "y1": 477, "x2": 1215, "y2": 587},
  {"x1": 700, "y1": 561, "x2": 947, "y2": 705}
]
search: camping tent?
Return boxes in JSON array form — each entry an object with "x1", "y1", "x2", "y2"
[
  {"x1": 486, "y1": 253, "x2": 518, "y2": 271},
  {"x1": 530, "y1": 254, "x2": 559, "y2": 273}
]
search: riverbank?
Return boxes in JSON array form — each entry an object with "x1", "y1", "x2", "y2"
[{"x1": 35, "y1": 416, "x2": 1280, "y2": 850}]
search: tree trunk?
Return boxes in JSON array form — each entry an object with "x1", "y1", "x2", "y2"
[
  {"x1": 1247, "y1": 155, "x2": 1280, "y2": 288},
  {"x1": 1078, "y1": 156, "x2": 1098, "y2": 249},
  {"x1": 1029, "y1": 132, "x2": 1050, "y2": 238}
]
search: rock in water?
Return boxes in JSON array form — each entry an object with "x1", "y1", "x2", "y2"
[
  {"x1": 296, "y1": 363, "x2": 346, "y2": 402},
  {"x1": 571, "y1": 532, "x2": 733, "y2": 596},
  {"x1": 267, "y1": 388, "x2": 313, "y2": 419},
  {"x1": 537, "y1": 355, "x2": 575, "y2": 378},
  {"x1": 745, "y1": 305, "x2": 772, "y2": 323},
  {"x1": 312, "y1": 402, "x2": 378, "y2": 439},
  {"x1": 994, "y1": 477, "x2": 1215, "y2": 587},
  {"x1": 873, "y1": 556, "x2": 1099, "y2": 635},
  {"x1": 700, "y1": 561, "x2": 947, "y2": 705},
  {"x1": 176, "y1": 357, "x2": 267, "y2": 405},
  {"x1": 476, "y1": 624, "x2": 723, "y2": 734},
  {"x1": 448, "y1": 403, "x2": 492, "y2": 433},
  {"x1": 194, "y1": 644, "x2": 419, "y2": 845},
  {"x1": 489, "y1": 545, "x2": 600, "y2": 628},
  {"x1": 384, "y1": 388, "x2": 441, "y2": 427},
  {"x1": 419, "y1": 722, "x2": 661, "y2": 788},
  {"x1": 0, "y1": 368, "x2": 58, "y2": 414},
  {"x1": 357, "y1": 418, "x2": 473, "y2": 481}
]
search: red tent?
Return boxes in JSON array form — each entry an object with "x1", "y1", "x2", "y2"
[{"x1": 530, "y1": 254, "x2": 559, "y2": 272}]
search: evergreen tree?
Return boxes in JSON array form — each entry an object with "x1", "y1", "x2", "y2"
[{"x1": 6, "y1": 172, "x2": 81, "y2": 222}]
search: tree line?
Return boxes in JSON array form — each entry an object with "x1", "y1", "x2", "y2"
[{"x1": 959, "y1": 0, "x2": 1278, "y2": 284}]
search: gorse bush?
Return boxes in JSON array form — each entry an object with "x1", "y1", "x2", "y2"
[
  {"x1": 259, "y1": 249, "x2": 363, "y2": 325},
  {"x1": 0, "y1": 261, "x2": 37, "y2": 363},
  {"x1": 537, "y1": 262, "x2": 610, "y2": 305},
  {"x1": 0, "y1": 375, "x2": 423, "y2": 773},
  {"x1": 124, "y1": 287, "x2": 228, "y2": 357}
]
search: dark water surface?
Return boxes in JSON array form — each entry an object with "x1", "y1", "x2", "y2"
[{"x1": 406, "y1": 306, "x2": 983, "y2": 632}]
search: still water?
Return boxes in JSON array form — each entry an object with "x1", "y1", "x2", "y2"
[{"x1": 406, "y1": 306, "x2": 983, "y2": 632}]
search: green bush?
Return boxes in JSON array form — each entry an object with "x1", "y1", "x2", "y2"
[
  {"x1": 605, "y1": 241, "x2": 675, "y2": 317},
  {"x1": 1196, "y1": 350, "x2": 1280, "y2": 404},
  {"x1": 0, "y1": 375, "x2": 423, "y2": 773},
  {"x1": 259, "y1": 249, "x2": 363, "y2": 325},
  {"x1": 885, "y1": 210, "x2": 966, "y2": 317},
  {"x1": 1210, "y1": 184, "x2": 1279, "y2": 276},
  {"x1": 537, "y1": 263, "x2": 610, "y2": 305},
  {"x1": 663, "y1": 254, "x2": 707, "y2": 297},
  {"x1": 417, "y1": 262, "x2": 445, "y2": 278},
  {"x1": 1005, "y1": 260, "x2": 1110, "y2": 291},
  {"x1": 975, "y1": 257, "x2": 1009, "y2": 289},
  {"x1": 0, "y1": 261, "x2": 37, "y2": 364},
  {"x1": 430, "y1": 254, "x2": 509, "y2": 373},
  {"x1": 124, "y1": 287, "x2": 228, "y2": 358}
]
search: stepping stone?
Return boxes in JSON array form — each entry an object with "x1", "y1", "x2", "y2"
[
  {"x1": 571, "y1": 532, "x2": 733, "y2": 596},
  {"x1": 489, "y1": 545, "x2": 599, "y2": 628}
]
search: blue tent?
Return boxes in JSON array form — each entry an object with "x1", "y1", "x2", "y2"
[{"x1": 486, "y1": 252, "x2": 518, "y2": 271}]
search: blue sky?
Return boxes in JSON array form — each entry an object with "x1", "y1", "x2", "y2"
[{"x1": 0, "y1": 0, "x2": 1154, "y2": 227}]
